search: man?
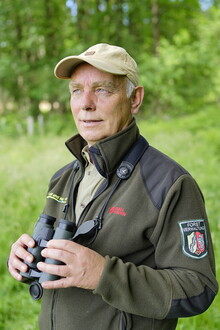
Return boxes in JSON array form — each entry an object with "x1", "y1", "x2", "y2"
[{"x1": 8, "y1": 43, "x2": 218, "y2": 330}]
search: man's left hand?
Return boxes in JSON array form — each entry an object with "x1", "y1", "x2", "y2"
[{"x1": 37, "y1": 239, "x2": 105, "y2": 290}]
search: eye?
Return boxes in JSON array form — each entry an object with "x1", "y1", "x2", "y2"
[
  {"x1": 71, "y1": 88, "x2": 81, "y2": 95},
  {"x1": 96, "y1": 88, "x2": 106, "y2": 93},
  {"x1": 96, "y1": 88, "x2": 111, "y2": 94}
]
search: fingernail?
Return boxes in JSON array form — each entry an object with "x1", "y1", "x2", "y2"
[
  {"x1": 41, "y1": 250, "x2": 45, "y2": 257},
  {"x1": 16, "y1": 273, "x2": 22, "y2": 280},
  {"x1": 21, "y1": 265, "x2": 27, "y2": 272},
  {"x1": 27, "y1": 256, "x2": 33, "y2": 263},
  {"x1": 37, "y1": 262, "x2": 42, "y2": 269},
  {"x1": 28, "y1": 240, "x2": 35, "y2": 247}
]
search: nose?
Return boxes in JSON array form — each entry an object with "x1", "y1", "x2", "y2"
[{"x1": 81, "y1": 90, "x2": 95, "y2": 111}]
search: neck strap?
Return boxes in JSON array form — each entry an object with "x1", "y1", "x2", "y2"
[{"x1": 67, "y1": 136, "x2": 149, "y2": 245}]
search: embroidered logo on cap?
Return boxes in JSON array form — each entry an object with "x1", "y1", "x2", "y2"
[
  {"x1": 85, "y1": 51, "x2": 95, "y2": 56},
  {"x1": 179, "y1": 220, "x2": 208, "y2": 259}
]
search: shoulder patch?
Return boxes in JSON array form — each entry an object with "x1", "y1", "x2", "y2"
[{"x1": 178, "y1": 220, "x2": 208, "y2": 259}]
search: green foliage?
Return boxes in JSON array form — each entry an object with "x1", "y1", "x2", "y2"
[
  {"x1": 1, "y1": 107, "x2": 219, "y2": 329},
  {"x1": 139, "y1": 17, "x2": 220, "y2": 114},
  {"x1": 1, "y1": 1, "x2": 220, "y2": 117}
]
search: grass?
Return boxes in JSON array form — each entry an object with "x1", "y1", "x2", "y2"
[
  {"x1": 0, "y1": 135, "x2": 74, "y2": 329},
  {"x1": 138, "y1": 107, "x2": 220, "y2": 329},
  {"x1": 0, "y1": 107, "x2": 219, "y2": 329}
]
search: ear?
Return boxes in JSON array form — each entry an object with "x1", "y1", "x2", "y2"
[{"x1": 130, "y1": 86, "x2": 144, "y2": 114}]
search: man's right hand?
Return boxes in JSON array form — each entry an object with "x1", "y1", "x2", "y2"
[{"x1": 8, "y1": 234, "x2": 35, "y2": 281}]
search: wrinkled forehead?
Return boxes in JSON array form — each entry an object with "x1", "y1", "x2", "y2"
[{"x1": 70, "y1": 62, "x2": 127, "y2": 88}]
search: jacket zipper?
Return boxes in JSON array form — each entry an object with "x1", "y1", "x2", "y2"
[
  {"x1": 121, "y1": 311, "x2": 127, "y2": 330},
  {"x1": 71, "y1": 163, "x2": 83, "y2": 222},
  {"x1": 51, "y1": 290, "x2": 57, "y2": 330}
]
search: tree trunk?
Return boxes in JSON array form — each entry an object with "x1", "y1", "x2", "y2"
[{"x1": 151, "y1": 0, "x2": 160, "y2": 56}]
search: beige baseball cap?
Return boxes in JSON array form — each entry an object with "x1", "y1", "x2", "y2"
[{"x1": 54, "y1": 43, "x2": 139, "y2": 86}]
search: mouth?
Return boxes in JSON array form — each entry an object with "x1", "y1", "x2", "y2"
[
  {"x1": 83, "y1": 120, "x2": 101, "y2": 122},
  {"x1": 81, "y1": 120, "x2": 103, "y2": 126}
]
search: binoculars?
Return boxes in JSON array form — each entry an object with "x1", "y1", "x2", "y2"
[{"x1": 20, "y1": 213, "x2": 101, "y2": 300}]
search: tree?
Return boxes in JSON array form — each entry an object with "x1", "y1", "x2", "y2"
[
  {"x1": 0, "y1": 0, "x2": 73, "y2": 116},
  {"x1": 0, "y1": 0, "x2": 220, "y2": 119}
]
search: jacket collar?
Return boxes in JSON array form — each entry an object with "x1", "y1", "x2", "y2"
[{"x1": 65, "y1": 119, "x2": 140, "y2": 177}]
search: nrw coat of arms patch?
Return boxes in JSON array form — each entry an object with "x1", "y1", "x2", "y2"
[{"x1": 178, "y1": 220, "x2": 208, "y2": 259}]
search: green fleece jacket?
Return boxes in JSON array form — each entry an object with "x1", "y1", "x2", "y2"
[{"x1": 38, "y1": 120, "x2": 218, "y2": 330}]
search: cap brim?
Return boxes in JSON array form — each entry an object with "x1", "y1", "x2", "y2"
[{"x1": 54, "y1": 56, "x2": 126, "y2": 79}]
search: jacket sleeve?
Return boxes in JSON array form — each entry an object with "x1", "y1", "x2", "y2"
[{"x1": 93, "y1": 175, "x2": 218, "y2": 319}]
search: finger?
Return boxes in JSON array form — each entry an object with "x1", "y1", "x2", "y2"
[
  {"x1": 8, "y1": 254, "x2": 29, "y2": 281},
  {"x1": 10, "y1": 234, "x2": 34, "y2": 256},
  {"x1": 37, "y1": 261, "x2": 67, "y2": 278},
  {"x1": 47, "y1": 239, "x2": 80, "y2": 253},
  {"x1": 12, "y1": 245, "x2": 34, "y2": 264},
  {"x1": 18, "y1": 233, "x2": 35, "y2": 249},
  {"x1": 9, "y1": 256, "x2": 29, "y2": 273},
  {"x1": 8, "y1": 234, "x2": 36, "y2": 282},
  {"x1": 41, "y1": 277, "x2": 72, "y2": 290},
  {"x1": 8, "y1": 267, "x2": 23, "y2": 281},
  {"x1": 41, "y1": 247, "x2": 73, "y2": 264},
  {"x1": 10, "y1": 234, "x2": 35, "y2": 262}
]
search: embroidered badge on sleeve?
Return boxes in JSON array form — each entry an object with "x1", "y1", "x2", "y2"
[{"x1": 178, "y1": 220, "x2": 208, "y2": 259}]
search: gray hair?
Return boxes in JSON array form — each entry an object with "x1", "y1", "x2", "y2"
[{"x1": 125, "y1": 77, "x2": 136, "y2": 98}]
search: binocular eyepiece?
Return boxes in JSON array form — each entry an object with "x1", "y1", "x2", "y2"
[{"x1": 21, "y1": 213, "x2": 101, "y2": 300}]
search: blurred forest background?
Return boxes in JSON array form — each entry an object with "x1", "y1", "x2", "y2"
[
  {"x1": 0, "y1": 0, "x2": 219, "y2": 329},
  {"x1": 1, "y1": 0, "x2": 220, "y2": 132}
]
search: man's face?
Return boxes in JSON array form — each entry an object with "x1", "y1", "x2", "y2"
[{"x1": 69, "y1": 63, "x2": 134, "y2": 146}]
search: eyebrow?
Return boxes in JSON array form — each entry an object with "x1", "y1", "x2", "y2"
[{"x1": 69, "y1": 80, "x2": 120, "y2": 91}]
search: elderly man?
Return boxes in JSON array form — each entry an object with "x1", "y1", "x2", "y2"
[{"x1": 8, "y1": 43, "x2": 218, "y2": 330}]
